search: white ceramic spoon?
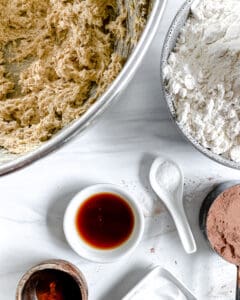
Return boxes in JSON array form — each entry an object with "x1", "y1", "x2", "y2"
[{"x1": 149, "y1": 157, "x2": 197, "y2": 254}]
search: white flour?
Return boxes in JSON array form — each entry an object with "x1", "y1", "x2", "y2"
[{"x1": 164, "y1": 0, "x2": 240, "y2": 162}]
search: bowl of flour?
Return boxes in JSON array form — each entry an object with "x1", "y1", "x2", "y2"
[{"x1": 161, "y1": 0, "x2": 240, "y2": 169}]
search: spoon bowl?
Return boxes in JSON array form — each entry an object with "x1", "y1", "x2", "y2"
[{"x1": 149, "y1": 157, "x2": 196, "y2": 254}]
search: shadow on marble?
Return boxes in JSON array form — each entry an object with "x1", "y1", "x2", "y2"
[
  {"x1": 0, "y1": 252, "x2": 48, "y2": 276},
  {"x1": 99, "y1": 265, "x2": 150, "y2": 300},
  {"x1": 46, "y1": 180, "x2": 95, "y2": 250},
  {"x1": 183, "y1": 181, "x2": 221, "y2": 255},
  {"x1": 138, "y1": 152, "x2": 166, "y2": 217}
]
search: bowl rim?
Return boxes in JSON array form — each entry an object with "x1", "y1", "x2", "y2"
[
  {"x1": 15, "y1": 259, "x2": 88, "y2": 300},
  {"x1": 160, "y1": 0, "x2": 240, "y2": 170},
  {"x1": 199, "y1": 181, "x2": 240, "y2": 265},
  {"x1": 63, "y1": 183, "x2": 145, "y2": 263}
]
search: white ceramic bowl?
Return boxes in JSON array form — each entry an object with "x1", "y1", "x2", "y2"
[{"x1": 63, "y1": 184, "x2": 144, "y2": 263}]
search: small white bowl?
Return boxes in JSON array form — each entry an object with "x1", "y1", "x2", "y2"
[{"x1": 63, "y1": 184, "x2": 144, "y2": 263}]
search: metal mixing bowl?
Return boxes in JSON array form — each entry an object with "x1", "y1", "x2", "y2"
[
  {"x1": 160, "y1": 0, "x2": 240, "y2": 170},
  {"x1": 0, "y1": 0, "x2": 167, "y2": 176}
]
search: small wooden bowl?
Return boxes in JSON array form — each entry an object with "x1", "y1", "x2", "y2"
[{"x1": 16, "y1": 259, "x2": 88, "y2": 300}]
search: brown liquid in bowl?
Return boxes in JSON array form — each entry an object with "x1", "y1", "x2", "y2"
[
  {"x1": 75, "y1": 193, "x2": 135, "y2": 249},
  {"x1": 23, "y1": 269, "x2": 82, "y2": 300}
]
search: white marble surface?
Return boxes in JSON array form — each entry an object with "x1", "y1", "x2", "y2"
[{"x1": 1, "y1": 1, "x2": 240, "y2": 299}]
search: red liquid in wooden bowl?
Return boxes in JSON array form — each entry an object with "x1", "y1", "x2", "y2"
[{"x1": 75, "y1": 193, "x2": 135, "y2": 249}]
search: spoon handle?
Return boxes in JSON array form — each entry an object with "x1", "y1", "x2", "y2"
[
  {"x1": 171, "y1": 203, "x2": 197, "y2": 254},
  {"x1": 236, "y1": 266, "x2": 240, "y2": 300}
]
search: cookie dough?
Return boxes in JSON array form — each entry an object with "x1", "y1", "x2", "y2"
[{"x1": 0, "y1": 0, "x2": 148, "y2": 154}]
